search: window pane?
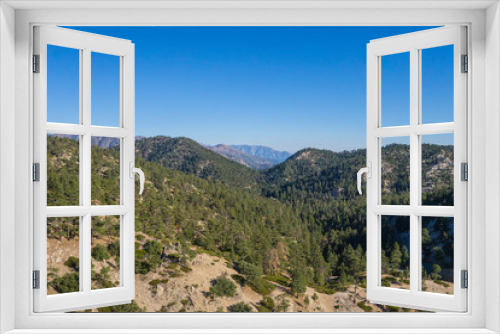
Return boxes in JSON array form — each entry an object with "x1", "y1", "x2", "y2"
[
  {"x1": 421, "y1": 45, "x2": 454, "y2": 124},
  {"x1": 421, "y1": 217, "x2": 454, "y2": 295},
  {"x1": 91, "y1": 52, "x2": 120, "y2": 127},
  {"x1": 381, "y1": 52, "x2": 410, "y2": 127},
  {"x1": 381, "y1": 216, "x2": 410, "y2": 290},
  {"x1": 47, "y1": 134, "x2": 80, "y2": 206},
  {"x1": 47, "y1": 45, "x2": 80, "y2": 124},
  {"x1": 91, "y1": 137, "x2": 120, "y2": 205},
  {"x1": 91, "y1": 216, "x2": 121, "y2": 290},
  {"x1": 381, "y1": 137, "x2": 410, "y2": 205},
  {"x1": 47, "y1": 217, "x2": 80, "y2": 295},
  {"x1": 421, "y1": 134, "x2": 454, "y2": 206}
]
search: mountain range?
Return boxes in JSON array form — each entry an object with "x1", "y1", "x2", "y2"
[
  {"x1": 205, "y1": 144, "x2": 291, "y2": 170},
  {"x1": 50, "y1": 134, "x2": 290, "y2": 171}
]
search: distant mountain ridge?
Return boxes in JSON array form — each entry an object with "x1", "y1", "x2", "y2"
[
  {"x1": 49, "y1": 134, "x2": 145, "y2": 148},
  {"x1": 230, "y1": 145, "x2": 291, "y2": 165},
  {"x1": 205, "y1": 144, "x2": 275, "y2": 170}
]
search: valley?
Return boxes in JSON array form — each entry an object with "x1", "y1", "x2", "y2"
[{"x1": 46, "y1": 135, "x2": 455, "y2": 313}]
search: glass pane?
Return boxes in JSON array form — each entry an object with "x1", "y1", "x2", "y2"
[
  {"x1": 47, "y1": 45, "x2": 80, "y2": 124},
  {"x1": 381, "y1": 137, "x2": 410, "y2": 205},
  {"x1": 421, "y1": 45, "x2": 454, "y2": 124},
  {"x1": 47, "y1": 134, "x2": 80, "y2": 206},
  {"x1": 91, "y1": 216, "x2": 121, "y2": 290},
  {"x1": 47, "y1": 217, "x2": 80, "y2": 295},
  {"x1": 381, "y1": 52, "x2": 410, "y2": 127},
  {"x1": 91, "y1": 137, "x2": 120, "y2": 205},
  {"x1": 422, "y1": 134, "x2": 454, "y2": 206},
  {"x1": 91, "y1": 52, "x2": 120, "y2": 127},
  {"x1": 381, "y1": 216, "x2": 410, "y2": 290},
  {"x1": 421, "y1": 217, "x2": 454, "y2": 295}
]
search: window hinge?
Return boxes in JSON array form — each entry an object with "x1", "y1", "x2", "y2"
[
  {"x1": 461, "y1": 162, "x2": 468, "y2": 181},
  {"x1": 461, "y1": 270, "x2": 468, "y2": 289},
  {"x1": 461, "y1": 54, "x2": 468, "y2": 73},
  {"x1": 33, "y1": 54, "x2": 40, "y2": 73},
  {"x1": 33, "y1": 163, "x2": 40, "y2": 182},
  {"x1": 33, "y1": 270, "x2": 40, "y2": 289}
]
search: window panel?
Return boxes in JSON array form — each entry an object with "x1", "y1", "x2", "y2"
[
  {"x1": 91, "y1": 52, "x2": 121, "y2": 127},
  {"x1": 47, "y1": 45, "x2": 80, "y2": 124},
  {"x1": 381, "y1": 52, "x2": 410, "y2": 127},
  {"x1": 381, "y1": 216, "x2": 410, "y2": 290},
  {"x1": 381, "y1": 137, "x2": 410, "y2": 205},
  {"x1": 421, "y1": 45, "x2": 454, "y2": 124},
  {"x1": 91, "y1": 216, "x2": 121, "y2": 290},
  {"x1": 47, "y1": 134, "x2": 80, "y2": 206},
  {"x1": 421, "y1": 217, "x2": 454, "y2": 295},
  {"x1": 421, "y1": 134, "x2": 454, "y2": 206},
  {"x1": 47, "y1": 217, "x2": 80, "y2": 295},
  {"x1": 91, "y1": 137, "x2": 121, "y2": 205}
]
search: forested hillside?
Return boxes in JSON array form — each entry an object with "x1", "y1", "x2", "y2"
[
  {"x1": 135, "y1": 136, "x2": 262, "y2": 191},
  {"x1": 46, "y1": 135, "x2": 454, "y2": 313}
]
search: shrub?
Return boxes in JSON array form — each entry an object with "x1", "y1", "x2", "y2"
[
  {"x1": 313, "y1": 286, "x2": 336, "y2": 295},
  {"x1": 260, "y1": 297, "x2": 275, "y2": 309},
  {"x1": 383, "y1": 276, "x2": 398, "y2": 283},
  {"x1": 108, "y1": 241, "x2": 120, "y2": 257},
  {"x1": 357, "y1": 301, "x2": 373, "y2": 312},
  {"x1": 386, "y1": 305, "x2": 400, "y2": 312},
  {"x1": 135, "y1": 249, "x2": 146, "y2": 260},
  {"x1": 210, "y1": 276, "x2": 237, "y2": 297},
  {"x1": 231, "y1": 274, "x2": 245, "y2": 286},
  {"x1": 97, "y1": 300, "x2": 142, "y2": 313},
  {"x1": 64, "y1": 256, "x2": 79, "y2": 270},
  {"x1": 256, "y1": 305, "x2": 270, "y2": 312},
  {"x1": 276, "y1": 298, "x2": 291, "y2": 312},
  {"x1": 381, "y1": 280, "x2": 391, "y2": 287},
  {"x1": 50, "y1": 272, "x2": 79, "y2": 293},
  {"x1": 92, "y1": 244, "x2": 110, "y2": 261},
  {"x1": 135, "y1": 234, "x2": 145, "y2": 241},
  {"x1": 264, "y1": 275, "x2": 290, "y2": 287},
  {"x1": 312, "y1": 293, "x2": 319, "y2": 301},
  {"x1": 149, "y1": 279, "x2": 169, "y2": 287},
  {"x1": 166, "y1": 262, "x2": 178, "y2": 270},
  {"x1": 181, "y1": 266, "x2": 193, "y2": 273},
  {"x1": 229, "y1": 302, "x2": 252, "y2": 312},
  {"x1": 248, "y1": 279, "x2": 275, "y2": 295}
]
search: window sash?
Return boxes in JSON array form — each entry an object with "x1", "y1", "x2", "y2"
[
  {"x1": 366, "y1": 26, "x2": 467, "y2": 312},
  {"x1": 33, "y1": 26, "x2": 136, "y2": 313}
]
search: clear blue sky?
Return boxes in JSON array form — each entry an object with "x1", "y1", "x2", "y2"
[{"x1": 48, "y1": 26, "x2": 453, "y2": 153}]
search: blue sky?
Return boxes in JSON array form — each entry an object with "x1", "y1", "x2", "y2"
[{"x1": 48, "y1": 26, "x2": 453, "y2": 153}]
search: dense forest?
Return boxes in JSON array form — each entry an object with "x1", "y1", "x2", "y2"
[{"x1": 46, "y1": 135, "x2": 454, "y2": 312}]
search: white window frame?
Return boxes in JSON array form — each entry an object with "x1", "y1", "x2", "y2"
[
  {"x1": 1, "y1": 2, "x2": 499, "y2": 333},
  {"x1": 365, "y1": 26, "x2": 467, "y2": 312},
  {"x1": 33, "y1": 26, "x2": 136, "y2": 313}
]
